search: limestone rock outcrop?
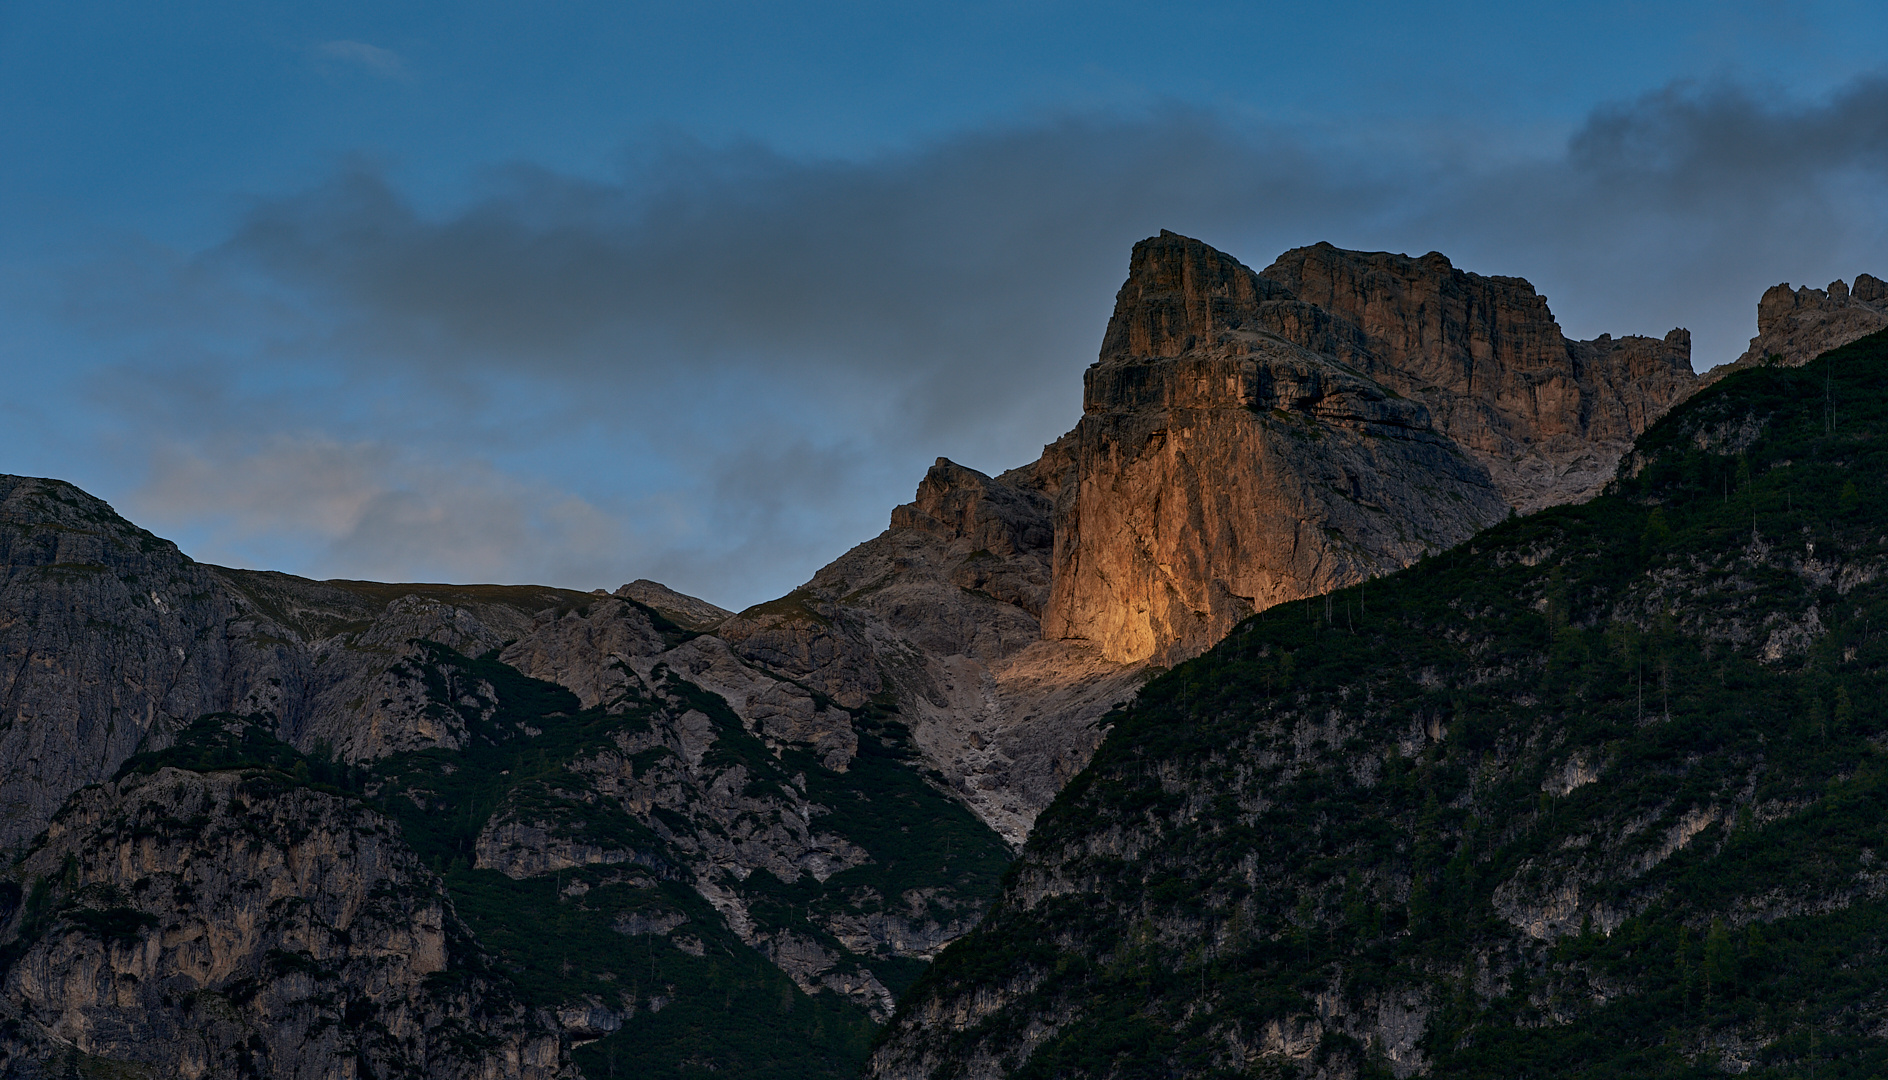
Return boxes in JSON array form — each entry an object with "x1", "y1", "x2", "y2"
[
  {"x1": 0, "y1": 230, "x2": 1752, "y2": 1075},
  {"x1": 613, "y1": 579, "x2": 733, "y2": 631},
  {"x1": 0, "y1": 232, "x2": 1707, "y2": 864},
  {"x1": 0, "y1": 477, "x2": 619, "y2": 855},
  {"x1": 0, "y1": 474, "x2": 1007, "y2": 1050},
  {"x1": 0, "y1": 477, "x2": 285, "y2": 850},
  {"x1": 1041, "y1": 233, "x2": 1511, "y2": 664},
  {"x1": 1260, "y1": 241, "x2": 1697, "y2": 511},
  {"x1": 1033, "y1": 232, "x2": 1696, "y2": 666},
  {"x1": 1704, "y1": 273, "x2": 1888, "y2": 384},
  {"x1": 207, "y1": 571, "x2": 583, "y2": 762},
  {"x1": 707, "y1": 231, "x2": 1707, "y2": 823},
  {"x1": 711, "y1": 457, "x2": 1141, "y2": 845},
  {"x1": 430, "y1": 605, "x2": 1008, "y2": 1025},
  {"x1": 865, "y1": 339, "x2": 1888, "y2": 1080},
  {"x1": 0, "y1": 760, "x2": 568, "y2": 1079}
]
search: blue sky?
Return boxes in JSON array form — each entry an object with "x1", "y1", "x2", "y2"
[{"x1": 4, "y1": 2, "x2": 1886, "y2": 608}]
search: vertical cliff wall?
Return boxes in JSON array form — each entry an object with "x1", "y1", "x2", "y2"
[
  {"x1": 724, "y1": 231, "x2": 1713, "y2": 814},
  {"x1": 867, "y1": 328, "x2": 1888, "y2": 1080},
  {"x1": 1038, "y1": 233, "x2": 1509, "y2": 665},
  {"x1": 0, "y1": 758, "x2": 568, "y2": 1079},
  {"x1": 1261, "y1": 242, "x2": 1696, "y2": 511},
  {"x1": 1036, "y1": 232, "x2": 1695, "y2": 665}
]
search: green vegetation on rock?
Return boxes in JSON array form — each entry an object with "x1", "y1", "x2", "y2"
[
  {"x1": 106, "y1": 627, "x2": 1010, "y2": 1079},
  {"x1": 877, "y1": 330, "x2": 1888, "y2": 1080}
]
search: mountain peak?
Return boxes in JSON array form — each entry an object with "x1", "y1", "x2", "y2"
[{"x1": 1097, "y1": 231, "x2": 1293, "y2": 362}]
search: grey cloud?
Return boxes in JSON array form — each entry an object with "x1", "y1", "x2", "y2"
[
  {"x1": 209, "y1": 110, "x2": 1395, "y2": 468},
  {"x1": 76, "y1": 76, "x2": 1888, "y2": 604},
  {"x1": 124, "y1": 432, "x2": 644, "y2": 588},
  {"x1": 1567, "y1": 77, "x2": 1888, "y2": 192},
  {"x1": 211, "y1": 78, "x2": 1888, "y2": 414},
  {"x1": 96, "y1": 358, "x2": 903, "y2": 605},
  {"x1": 1422, "y1": 77, "x2": 1888, "y2": 360}
]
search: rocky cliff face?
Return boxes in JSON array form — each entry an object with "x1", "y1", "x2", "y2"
[
  {"x1": 0, "y1": 477, "x2": 283, "y2": 850},
  {"x1": 0, "y1": 749, "x2": 567, "y2": 1079},
  {"x1": 1704, "y1": 273, "x2": 1888, "y2": 384},
  {"x1": 1260, "y1": 241, "x2": 1697, "y2": 512},
  {"x1": 0, "y1": 543, "x2": 1014, "y2": 1077},
  {"x1": 0, "y1": 475, "x2": 609, "y2": 855},
  {"x1": 0, "y1": 231, "x2": 1745, "y2": 1079},
  {"x1": 325, "y1": 605, "x2": 1014, "y2": 1073},
  {"x1": 471, "y1": 603, "x2": 1007, "y2": 1019},
  {"x1": 613, "y1": 580, "x2": 733, "y2": 631},
  {"x1": 1040, "y1": 233, "x2": 1511, "y2": 665},
  {"x1": 710, "y1": 231, "x2": 1704, "y2": 823},
  {"x1": 711, "y1": 455, "x2": 1143, "y2": 845},
  {"x1": 870, "y1": 328, "x2": 1888, "y2": 1080},
  {"x1": 0, "y1": 475, "x2": 1010, "y2": 1075}
]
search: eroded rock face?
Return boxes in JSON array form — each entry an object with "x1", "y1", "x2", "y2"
[
  {"x1": 891, "y1": 459, "x2": 1056, "y2": 615},
  {"x1": 0, "y1": 478, "x2": 281, "y2": 850},
  {"x1": 0, "y1": 476, "x2": 1016, "y2": 1045},
  {"x1": 0, "y1": 482, "x2": 618, "y2": 856},
  {"x1": 709, "y1": 458, "x2": 1143, "y2": 845},
  {"x1": 1041, "y1": 234, "x2": 1510, "y2": 664},
  {"x1": 1033, "y1": 233, "x2": 1703, "y2": 666},
  {"x1": 449, "y1": 650, "x2": 996, "y2": 1025},
  {"x1": 498, "y1": 597, "x2": 670, "y2": 711},
  {"x1": 0, "y1": 764, "x2": 568, "y2": 1079},
  {"x1": 1261, "y1": 241, "x2": 1697, "y2": 511},
  {"x1": 613, "y1": 579, "x2": 733, "y2": 632},
  {"x1": 698, "y1": 234, "x2": 1703, "y2": 823},
  {"x1": 212, "y1": 572, "x2": 579, "y2": 764},
  {"x1": 0, "y1": 231, "x2": 1745, "y2": 1072},
  {"x1": 866, "y1": 349, "x2": 1888, "y2": 1080},
  {"x1": 1703, "y1": 274, "x2": 1888, "y2": 384}
]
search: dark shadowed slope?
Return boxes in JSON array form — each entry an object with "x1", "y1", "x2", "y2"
[{"x1": 872, "y1": 329, "x2": 1888, "y2": 1080}]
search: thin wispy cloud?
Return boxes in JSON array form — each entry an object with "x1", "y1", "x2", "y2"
[{"x1": 314, "y1": 40, "x2": 408, "y2": 79}]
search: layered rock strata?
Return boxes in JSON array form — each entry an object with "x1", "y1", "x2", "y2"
[
  {"x1": 0, "y1": 476, "x2": 285, "y2": 849},
  {"x1": 1259, "y1": 241, "x2": 1697, "y2": 512},
  {"x1": 0, "y1": 475, "x2": 981, "y2": 1065},
  {"x1": 714, "y1": 231, "x2": 1707, "y2": 821},
  {"x1": 1034, "y1": 232, "x2": 1695, "y2": 665},
  {"x1": 866, "y1": 332, "x2": 1888, "y2": 1080},
  {"x1": 0, "y1": 231, "x2": 1739, "y2": 1072},
  {"x1": 613, "y1": 578, "x2": 733, "y2": 631},
  {"x1": 0, "y1": 234, "x2": 1708, "y2": 859},
  {"x1": 0, "y1": 474, "x2": 601, "y2": 850},
  {"x1": 1040, "y1": 234, "x2": 1511, "y2": 664}
]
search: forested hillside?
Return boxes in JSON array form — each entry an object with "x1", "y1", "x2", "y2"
[{"x1": 873, "y1": 330, "x2": 1888, "y2": 1080}]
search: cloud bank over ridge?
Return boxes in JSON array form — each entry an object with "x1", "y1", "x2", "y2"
[{"x1": 54, "y1": 77, "x2": 1888, "y2": 607}]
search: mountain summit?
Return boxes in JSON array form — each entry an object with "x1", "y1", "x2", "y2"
[
  {"x1": 1042, "y1": 231, "x2": 1695, "y2": 664},
  {"x1": 1043, "y1": 231, "x2": 1509, "y2": 664}
]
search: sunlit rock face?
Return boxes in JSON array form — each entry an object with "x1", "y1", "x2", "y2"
[
  {"x1": 1041, "y1": 232, "x2": 1510, "y2": 665},
  {"x1": 712, "y1": 452, "x2": 1143, "y2": 846},
  {"x1": 1038, "y1": 232, "x2": 1698, "y2": 665}
]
